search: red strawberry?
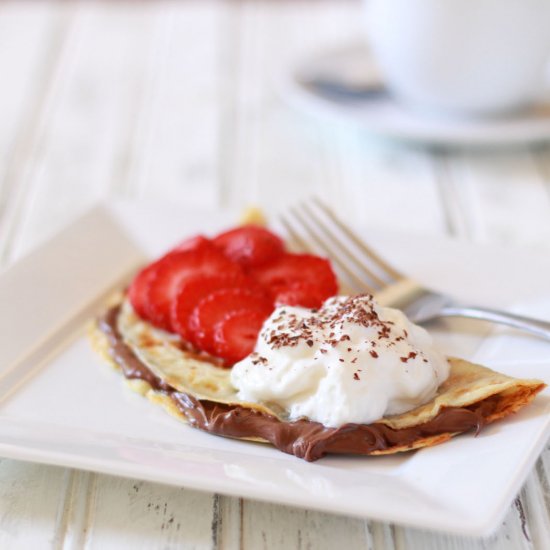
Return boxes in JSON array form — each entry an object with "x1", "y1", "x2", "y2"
[
  {"x1": 127, "y1": 235, "x2": 212, "y2": 320},
  {"x1": 145, "y1": 248, "x2": 244, "y2": 331},
  {"x1": 274, "y1": 281, "x2": 329, "y2": 309},
  {"x1": 171, "y1": 234, "x2": 213, "y2": 254},
  {"x1": 171, "y1": 273, "x2": 251, "y2": 342},
  {"x1": 213, "y1": 310, "x2": 268, "y2": 365},
  {"x1": 189, "y1": 288, "x2": 273, "y2": 353},
  {"x1": 250, "y1": 253, "x2": 338, "y2": 301},
  {"x1": 213, "y1": 225, "x2": 285, "y2": 267},
  {"x1": 128, "y1": 263, "x2": 158, "y2": 318}
]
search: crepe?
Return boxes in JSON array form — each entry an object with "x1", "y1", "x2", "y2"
[{"x1": 90, "y1": 297, "x2": 546, "y2": 461}]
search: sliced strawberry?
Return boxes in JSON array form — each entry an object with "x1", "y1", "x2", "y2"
[
  {"x1": 213, "y1": 310, "x2": 268, "y2": 365},
  {"x1": 145, "y1": 248, "x2": 243, "y2": 331},
  {"x1": 171, "y1": 234, "x2": 214, "y2": 254},
  {"x1": 274, "y1": 281, "x2": 329, "y2": 309},
  {"x1": 171, "y1": 273, "x2": 251, "y2": 342},
  {"x1": 127, "y1": 236, "x2": 211, "y2": 320},
  {"x1": 213, "y1": 225, "x2": 285, "y2": 268},
  {"x1": 189, "y1": 288, "x2": 273, "y2": 353},
  {"x1": 250, "y1": 253, "x2": 338, "y2": 301},
  {"x1": 128, "y1": 263, "x2": 159, "y2": 319}
]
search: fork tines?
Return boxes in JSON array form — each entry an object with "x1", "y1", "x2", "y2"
[{"x1": 280, "y1": 197, "x2": 404, "y2": 296}]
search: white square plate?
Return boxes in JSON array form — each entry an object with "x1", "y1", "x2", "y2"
[{"x1": 1, "y1": 201, "x2": 549, "y2": 536}]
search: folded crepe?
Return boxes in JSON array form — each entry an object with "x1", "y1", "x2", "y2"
[{"x1": 90, "y1": 297, "x2": 546, "y2": 461}]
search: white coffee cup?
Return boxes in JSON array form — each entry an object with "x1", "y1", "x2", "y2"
[{"x1": 364, "y1": 0, "x2": 550, "y2": 117}]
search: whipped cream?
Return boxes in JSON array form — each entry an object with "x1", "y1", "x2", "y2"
[{"x1": 230, "y1": 295, "x2": 450, "y2": 427}]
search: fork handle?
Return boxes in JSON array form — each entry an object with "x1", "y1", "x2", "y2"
[{"x1": 439, "y1": 305, "x2": 550, "y2": 340}]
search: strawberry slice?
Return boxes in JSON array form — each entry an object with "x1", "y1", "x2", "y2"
[
  {"x1": 171, "y1": 234, "x2": 213, "y2": 254},
  {"x1": 171, "y1": 273, "x2": 251, "y2": 342},
  {"x1": 213, "y1": 310, "x2": 268, "y2": 365},
  {"x1": 274, "y1": 281, "x2": 329, "y2": 309},
  {"x1": 145, "y1": 248, "x2": 244, "y2": 331},
  {"x1": 250, "y1": 253, "x2": 338, "y2": 301},
  {"x1": 189, "y1": 288, "x2": 273, "y2": 353},
  {"x1": 128, "y1": 236, "x2": 211, "y2": 320},
  {"x1": 213, "y1": 225, "x2": 285, "y2": 268},
  {"x1": 128, "y1": 263, "x2": 159, "y2": 319}
]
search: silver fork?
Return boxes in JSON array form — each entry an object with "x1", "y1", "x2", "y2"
[{"x1": 280, "y1": 197, "x2": 550, "y2": 341}]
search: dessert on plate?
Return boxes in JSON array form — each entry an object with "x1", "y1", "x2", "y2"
[{"x1": 90, "y1": 224, "x2": 545, "y2": 461}]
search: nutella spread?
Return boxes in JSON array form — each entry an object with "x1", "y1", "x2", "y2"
[{"x1": 99, "y1": 305, "x2": 496, "y2": 461}]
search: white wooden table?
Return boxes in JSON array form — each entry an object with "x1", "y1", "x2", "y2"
[{"x1": 1, "y1": 1, "x2": 549, "y2": 548}]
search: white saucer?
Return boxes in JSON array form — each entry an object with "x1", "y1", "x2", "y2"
[{"x1": 281, "y1": 43, "x2": 550, "y2": 147}]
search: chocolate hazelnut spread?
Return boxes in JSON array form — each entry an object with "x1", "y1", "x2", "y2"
[{"x1": 98, "y1": 306, "x2": 497, "y2": 461}]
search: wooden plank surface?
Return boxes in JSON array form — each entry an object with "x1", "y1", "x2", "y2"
[{"x1": 0, "y1": 1, "x2": 549, "y2": 548}]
